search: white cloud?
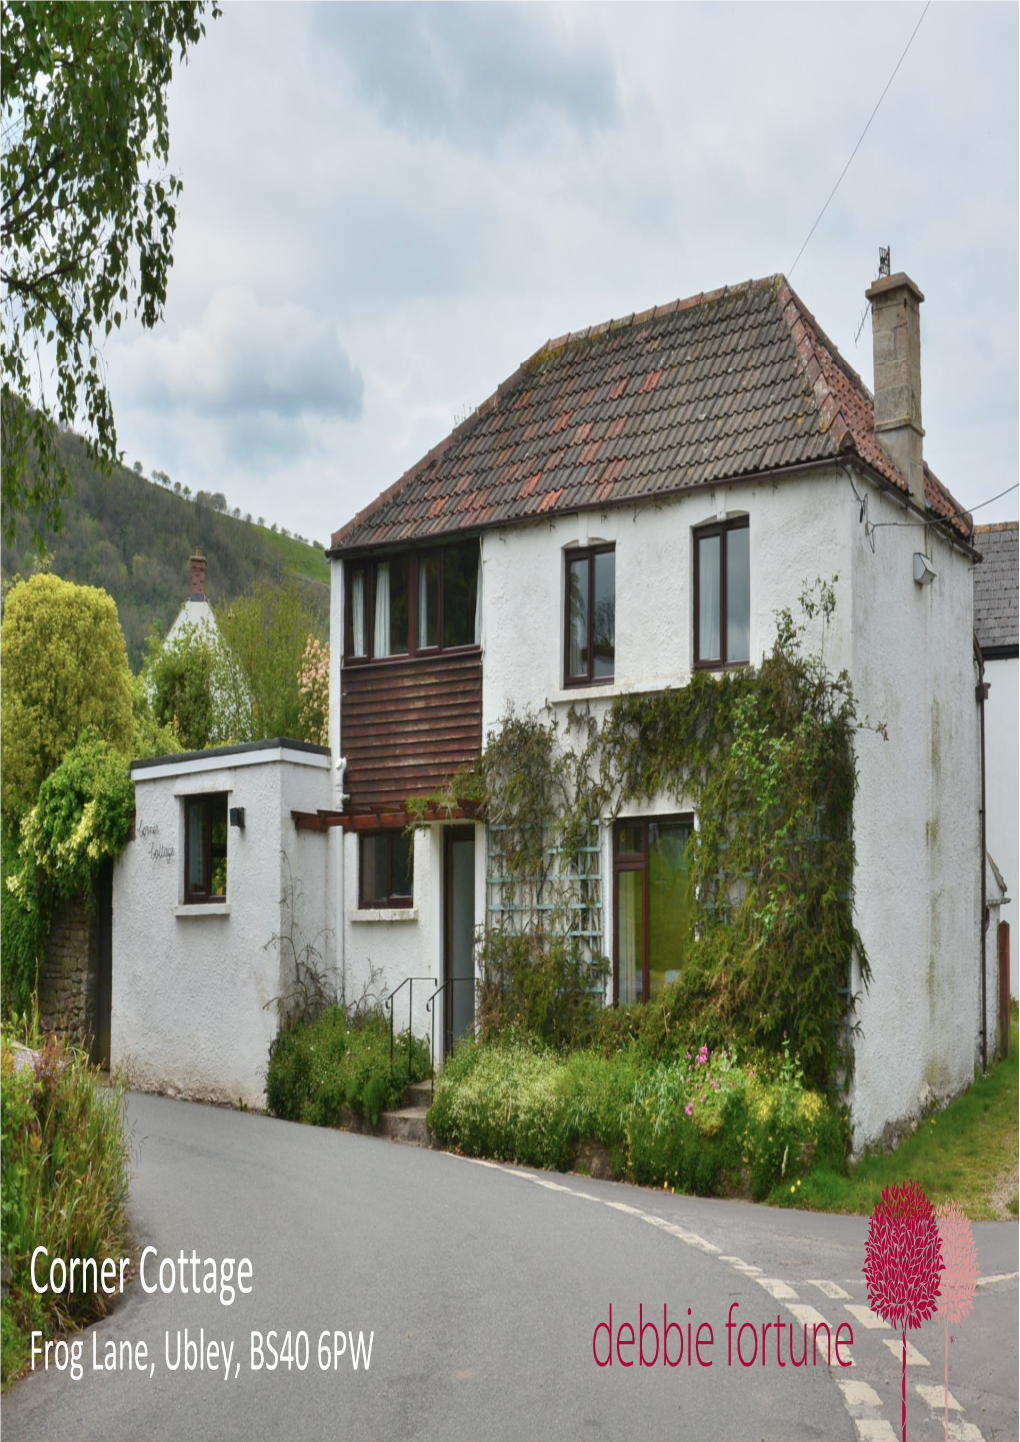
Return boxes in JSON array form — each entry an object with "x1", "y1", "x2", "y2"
[
  {"x1": 120, "y1": 287, "x2": 363, "y2": 422},
  {"x1": 100, "y1": 0, "x2": 1017, "y2": 543}
]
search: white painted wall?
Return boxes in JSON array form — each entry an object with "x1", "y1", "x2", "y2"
[
  {"x1": 848, "y1": 481, "x2": 981, "y2": 1148},
  {"x1": 112, "y1": 743, "x2": 332, "y2": 1109},
  {"x1": 326, "y1": 465, "x2": 982, "y2": 1144},
  {"x1": 481, "y1": 468, "x2": 981, "y2": 1147},
  {"x1": 480, "y1": 470, "x2": 851, "y2": 733},
  {"x1": 983, "y1": 654, "x2": 1017, "y2": 995}
]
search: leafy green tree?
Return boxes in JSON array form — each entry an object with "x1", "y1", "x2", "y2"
[
  {"x1": 217, "y1": 576, "x2": 324, "y2": 743},
  {"x1": 1, "y1": 1, "x2": 219, "y2": 549},
  {"x1": 143, "y1": 620, "x2": 223, "y2": 751},
  {"x1": 0, "y1": 573, "x2": 134, "y2": 817}
]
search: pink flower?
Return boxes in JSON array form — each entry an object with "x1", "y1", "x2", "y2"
[{"x1": 685, "y1": 1103, "x2": 693, "y2": 1116}]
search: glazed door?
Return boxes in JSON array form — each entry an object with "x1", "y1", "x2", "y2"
[{"x1": 443, "y1": 827, "x2": 476, "y2": 1057}]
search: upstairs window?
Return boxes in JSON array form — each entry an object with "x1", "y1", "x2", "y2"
[
  {"x1": 565, "y1": 545, "x2": 615, "y2": 686},
  {"x1": 345, "y1": 541, "x2": 480, "y2": 662},
  {"x1": 184, "y1": 794, "x2": 228, "y2": 903},
  {"x1": 694, "y1": 519, "x2": 749, "y2": 668},
  {"x1": 359, "y1": 831, "x2": 413, "y2": 908}
]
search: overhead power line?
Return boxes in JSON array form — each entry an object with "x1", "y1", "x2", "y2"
[{"x1": 788, "y1": 2, "x2": 931, "y2": 279}]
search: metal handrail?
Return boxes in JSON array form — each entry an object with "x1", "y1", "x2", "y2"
[
  {"x1": 424, "y1": 975, "x2": 475, "y2": 1095},
  {"x1": 383, "y1": 975, "x2": 433, "y2": 1085}
]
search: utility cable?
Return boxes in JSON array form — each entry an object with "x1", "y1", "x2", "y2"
[{"x1": 788, "y1": 2, "x2": 931, "y2": 278}]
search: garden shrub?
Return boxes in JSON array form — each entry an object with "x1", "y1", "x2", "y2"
[
  {"x1": 1, "y1": 1031, "x2": 131, "y2": 1385},
  {"x1": 476, "y1": 928, "x2": 608, "y2": 1050},
  {"x1": 265, "y1": 1008, "x2": 430, "y2": 1127},
  {"x1": 626, "y1": 1046, "x2": 748, "y2": 1194},
  {"x1": 427, "y1": 1037, "x2": 575, "y2": 1170},
  {"x1": 428, "y1": 1033, "x2": 847, "y2": 1198}
]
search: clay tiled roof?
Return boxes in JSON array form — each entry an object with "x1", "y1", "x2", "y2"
[
  {"x1": 974, "y1": 521, "x2": 1019, "y2": 653},
  {"x1": 332, "y1": 275, "x2": 971, "y2": 552}
]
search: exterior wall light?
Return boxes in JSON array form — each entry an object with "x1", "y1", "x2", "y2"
[
  {"x1": 229, "y1": 807, "x2": 245, "y2": 829},
  {"x1": 913, "y1": 553, "x2": 936, "y2": 585}
]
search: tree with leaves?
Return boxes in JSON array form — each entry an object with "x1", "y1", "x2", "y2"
[
  {"x1": 1, "y1": 1, "x2": 219, "y2": 549},
  {"x1": 0, "y1": 573, "x2": 135, "y2": 817},
  {"x1": 216, "y1": 575, "x2": 324, "y2": 743}
]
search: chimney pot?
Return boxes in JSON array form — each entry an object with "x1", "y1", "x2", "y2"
[
  {"x1": 190, "y1": 550, "x2": 207, "y2": 599},
  {"x1": 865, "y1": 271, "x2": 926, "y2": 509}
]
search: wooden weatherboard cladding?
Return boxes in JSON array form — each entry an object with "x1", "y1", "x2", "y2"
[{"x1": 340, "y1": 651, "x2": 482, "y2": 813}]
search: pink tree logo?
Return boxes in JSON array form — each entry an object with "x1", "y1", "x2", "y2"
[
  {"x1": 933, "y1": 1200, "x2": 979, "y2": 1442},
  {"x1": 863, "y1": 1180, "x2": 944, "y2": 1441}
]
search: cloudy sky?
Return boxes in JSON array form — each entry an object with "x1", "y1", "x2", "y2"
[{"x1": 105, "y1": 1, "x2": 1019, "y2": 545}]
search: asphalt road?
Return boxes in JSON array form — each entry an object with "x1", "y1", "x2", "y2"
[{"x1": 4, "y1": 1095, "x2": 1016, "y2": 1441}]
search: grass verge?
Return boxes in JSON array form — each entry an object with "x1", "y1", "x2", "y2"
[{"x1": 770, "y1": 1021, "x2": 1018, "y2": 1217}]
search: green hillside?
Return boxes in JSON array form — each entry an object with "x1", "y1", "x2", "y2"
[{"x1": 1, "y1": 429, "x2": 330, "y2": 670}]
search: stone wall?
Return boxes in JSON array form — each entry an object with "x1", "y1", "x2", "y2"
[{"x1": 39, "y1": 893, "x2": 97, "y2": 1048}]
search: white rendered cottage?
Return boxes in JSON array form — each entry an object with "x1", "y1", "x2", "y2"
[{"x1": 113, "y1": 269, "x2": 995, "y2": 1146}]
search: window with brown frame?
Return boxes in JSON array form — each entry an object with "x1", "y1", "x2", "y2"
[
  {"x1": 344, "y1": 541, "x2": 480, "y2": 663},
  {"x1": 184, "y1": 794, "x2": 228, "y2": 903},
  {"x1": 359, "y1": 831, "x2": 414, "y2": 908},
  {"x1": 693, "y1": 518, "x2": 749, "y2": 668},
  {"x1": 564, "y1": 545, "x2": 615, "y2": 686},
  {"x1": 613, "y1": 816, "x2": 692, "y2": 1004}
]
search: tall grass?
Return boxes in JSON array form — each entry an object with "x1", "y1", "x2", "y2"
[{"x1": 1, "y1": 1031, "x2": 131, "y2": 1385}]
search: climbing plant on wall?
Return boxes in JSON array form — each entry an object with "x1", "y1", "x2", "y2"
[{"x1": 414, "y1": 581, "x2": 871, "y2": 1091}]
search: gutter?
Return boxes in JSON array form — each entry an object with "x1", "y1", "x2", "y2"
[{"x1": 328, "y1": 452, "x2": 977, "y2": 562}]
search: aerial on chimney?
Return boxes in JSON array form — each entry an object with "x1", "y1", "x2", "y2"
[
  {"x1": 865, "y1": 266, "x2": 926, "y2": 511},
  {"x1": 190, "y1": 549, "x2": 207, "y2": 599}
]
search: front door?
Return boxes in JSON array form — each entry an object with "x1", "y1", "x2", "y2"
[{"x1": 443, "y1": 826, "x2": 476, "y2": 1058}]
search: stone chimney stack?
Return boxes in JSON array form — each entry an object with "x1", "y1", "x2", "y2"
[
  {"x1": 189, "y1": 550, "x2": 207, "y2": 599},
  {"x1": 865, "y1": 270, "x2": 926, "y2": 510}
]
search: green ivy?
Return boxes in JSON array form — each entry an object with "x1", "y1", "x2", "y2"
[
  {"x1": 2, "y1": 736, "x2": 134, "y2": 1011},
  {"x1": 415, "y1": 582, "x2": 870, "y2": 1092}
]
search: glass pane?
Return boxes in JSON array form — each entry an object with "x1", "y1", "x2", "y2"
[
  {"x1": 391, "y1": 832, "x2": 413, "y2": 898},
  {"x1": 209, "y1": 795, "x2": 228, "y2": 897},
  {"x1": 349, "y1": 568, "x2": 366, "y2": 657},
  {"x1": 567, "y1": 556, "x2": 589, "y2": 678},
  {"x1": 698, "y1": 534, "x2": 721, "y2": 661},
  {"x1": 616, "y1": 822, "x2": 643, "y2": 856},
  {"x1": 726, "y1": 527, "x2": 750, "y2": 663},
  {"x1": 373, "y1": 562, "x2": 391, "y2": 657},
  {"x1": 617, "y1": 869, "x2": 643, "y2": 1005},
  {"x1": 418, "y1": 555, "x2": 439, "y2": 649},
  {"x1": 648, "y1": 821, "x2": 691, "y2": 999},
  {"x1": 388, "y1": 555, "x2": 409, "y2": 655},
  {"x1": 443, "y1": 543, "x2": 479, "y2": 649},
  {"x1": 592, "y1": 551, "x2": 615, "y2": 678},
  {"x1": 186, "y1": 800, "x2": 206, "y2": 895},
  {"x1": 360, "y1": 837, "x2": 387, "y2": 906}
]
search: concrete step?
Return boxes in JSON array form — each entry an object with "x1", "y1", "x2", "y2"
[
  {"x1": 404, "y1": 1080, "x2": 435, "y2": 1109},
  {"x1": 378, "y1": 1105, "x2": 432, "y2": 1147}
]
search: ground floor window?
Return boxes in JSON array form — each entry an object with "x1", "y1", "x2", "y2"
[
  {"x1": 359, "y1": 830, "x2": 413, "y2": 908},
  {"x1": 613, "y1": 816, "x2": 692, "y2": 1003},
  {"x1": 185, "y1": 794, "x2": 228, "y2": 902}
]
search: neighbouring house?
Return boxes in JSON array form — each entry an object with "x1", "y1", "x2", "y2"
[
  {"x1": 973, "y1": 520, "x2": 1017, "y2": 999},
  {"x1": 111, "y1": 267, "x2": 996, "y2": 1147},
  {"x1": 166, "y1": 549, "x2": 220, "y2": 645}
]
